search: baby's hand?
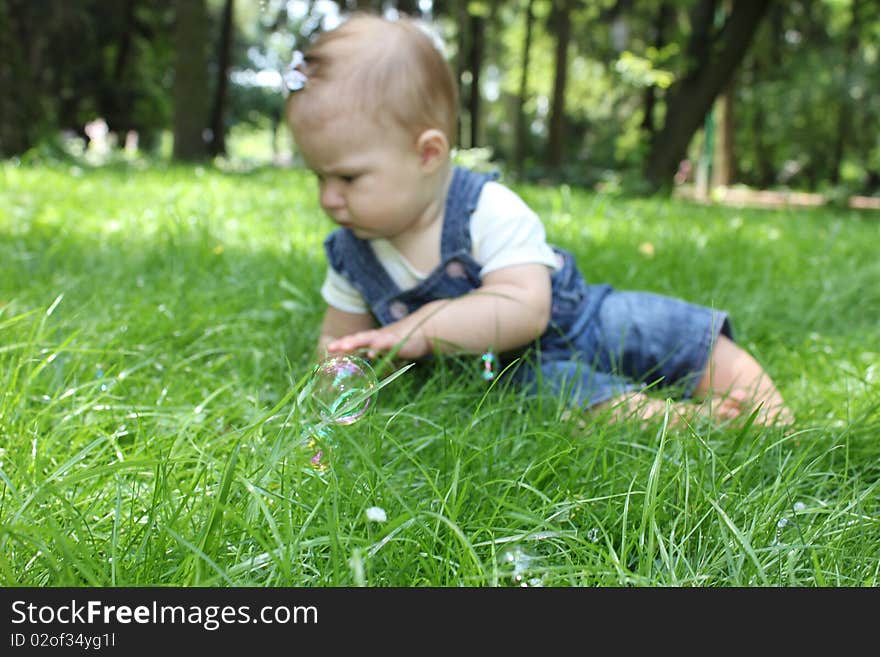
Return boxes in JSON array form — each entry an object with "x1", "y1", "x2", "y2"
[{"x1": 327, "y1": 327, "x2": 429, "y2": 360}]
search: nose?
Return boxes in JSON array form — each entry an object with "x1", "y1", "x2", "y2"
[{"x1": 319, "y1": 180, "x2": 345, "y2": 212}]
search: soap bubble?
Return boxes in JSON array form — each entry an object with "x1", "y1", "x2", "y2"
[
  {"x1": 307, "y1": 436, "x2": 327, "y2": 471},
  {"x1": 498, "y1": 546, "x2": 541, "y2": 587},
  {"x1": 302, "y1": 355, "x2": 377, "y2": 425}
]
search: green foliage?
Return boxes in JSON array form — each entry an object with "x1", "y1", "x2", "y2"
[
  {"x1": 0, "y1": 0, "x2": 176, "y2": 156},
  {"x1": 733, "y1": 1, "x2": 880, "y2": 193},
  {"x1": 614, "y1": 51, "x2": 675, "y2": 89},
  {"x1": 0, "y1": 160, "x2": 877, "y2": 586},
  {"x1": 5, "y1": 1, "x2": 879, "y2": 192}
]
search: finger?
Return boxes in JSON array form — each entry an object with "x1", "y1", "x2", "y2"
[
  {"x1": 328, "y1": 330, "x2": 387, "y2": 354},
  {"x1": 326, "y1": 334, "x2": 370, "y2": 353}
]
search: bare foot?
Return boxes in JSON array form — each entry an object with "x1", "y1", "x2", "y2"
[
  {"x1": 571, "y1": 393, "x2": 693, "y2": 430},
  {"x1": 564, "y1": 390, "x2": 795, "y2": 432},
  {"x1": 700, "y1": 389, "x2": 795, "y2": 427}
]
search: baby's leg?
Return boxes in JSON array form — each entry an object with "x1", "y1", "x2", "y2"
[
  {"x1": 693, "y1": 334, "x2": 794, "y2": 425},
  {"x1": 588, "y1": 392, "x2": 690, "y2": 427}
]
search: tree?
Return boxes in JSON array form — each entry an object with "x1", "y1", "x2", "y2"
[
  {"x1": 173, "y1": 0, "x2": 211, "y2": 161},
  {"x1": 641, "y1": 1, "x2": 672, "y2": 141},
  {"x1": 348, "y1": 0, "x2": 383, "y2": 10},
  {"x1": 467, "y1": 8, "x2": 486, "y2": 148},
  {"x1": 397, "y1": 0, "x2": 421, "y2": 15},
  {"x1": 711, "y1": 80, "x2": 734, "y2": 188},
  {"x1": 545, "y1": 0, "x2": 572, "y2": 172},
  {"x1": 830, "y1": 0, "x2": 861, "y2": 186},
  {"x1": 0, "y1": 0, "x2": 46, "y2": 156},
  {"x1": 513, "y1": 0, "x2": 536, "y2": 179},
  {"x1": 208, "y1": 0, "x2": 235, "y2": 157},
  {"x1": 98, "y1": 0, "x2": 136, "y2": 139},
  {"x1": 451, "y1": 0, "x2": 493, "y2": 149},
  {"x1": 644, "y1": 0, "x2": 772, "y2": 191}
]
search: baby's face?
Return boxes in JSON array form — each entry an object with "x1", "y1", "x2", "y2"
[{"x1": 291, "y1": 113, "x2": 434, "y2": 241}]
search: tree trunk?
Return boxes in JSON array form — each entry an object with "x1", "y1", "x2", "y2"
[
  {"x1": 95, "y1": 0, "x2": 136, "y2": 136},
  {"x1": 546, "y1": 0, "x2": 572, "y2": 172},
  {"x1": 173, "y1": 0, "x2": 210, "y2": 161},
  {"x1": 349, "y1": 1, "x2": 382, "y2": 11},
  {"x1": 0, "y1": 1, "x2": 45, "y2": 156},
  {"x1": 644, "y1": 0, "x2": 772, "y2": 191},
  {"x1": 747, "y1": 55, "x2": 771, "y2": 187},
  {"x1": 208, "y1": 0, "x2": 235, "y2": 158},
  {"x1": 514, "y1": 0, "x2": 535, "y2": 179},
  {"x1": 454, "y1": 0, "x2": 468, "y2": 147},
  {"x1": 830, "y1": 0, "x2": 860, "y2": 185},
  {"x1": 467, "y1": 11, "x2": 485, "y2": 149},
  {"x1": 711, "y1": 80, "x2": 734, "y2": 187},
  {"x1": 749, "y1": 3, "x2": 781, "y2": 188},
  {"x1": 112, "y1": 1, "x2": 135, "y2": 86},
  {"x1": 641, "y1": 2, "x2": 672, "y2": 139},
  {"x1": 396, "y1": 0, "x2": 420, "y2": 16}
]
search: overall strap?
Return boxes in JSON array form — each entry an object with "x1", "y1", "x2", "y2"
[
  {"x1": 323, "y1": 166, "x2": 500, "y2": 324},
  {"x1": 440, "y1": 166, "x2": 499, "y2": 259},
  {"x1": 324, "y1": 229, "x2": 402, "y2": 302}
]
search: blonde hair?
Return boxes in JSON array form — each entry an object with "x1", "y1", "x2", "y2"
[{"x1": 285, "y1": 13, "x2": 458, "y2": 145}]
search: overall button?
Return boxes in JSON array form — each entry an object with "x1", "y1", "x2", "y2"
[
  {"x1": 389, "y1": 301, "x2": 409, "y2": 319},
  {"x1": 445, "y1": 259, "x2": 467, "y2": 278}
]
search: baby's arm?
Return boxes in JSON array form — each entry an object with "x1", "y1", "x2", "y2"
[
  {"x1": 316, "y1": 305, "x2": 377, "y2": 360},
  {"x1": 326, "y1": 263, "x2": 552, "y2": 360}
]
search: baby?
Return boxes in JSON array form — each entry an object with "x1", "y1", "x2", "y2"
[{"x1": 284, "y1": 12, "x2": 793, "y2": 427}]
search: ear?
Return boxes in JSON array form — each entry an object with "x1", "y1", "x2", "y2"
[{"x1": 415, "y1": 129, "x2": 449, "y2": 172}]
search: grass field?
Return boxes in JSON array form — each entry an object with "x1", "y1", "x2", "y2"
[{"x1": 1, "y1": 159, "x2": 878, "y2": 586}]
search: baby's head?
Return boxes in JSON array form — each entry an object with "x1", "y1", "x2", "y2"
[{"x1": 285, "y1": 13, "x2": 458, "y2": 146}]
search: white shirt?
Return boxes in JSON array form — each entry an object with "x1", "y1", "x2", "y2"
[{"x1": 321, "y1": 181, "x2": 560, "y2": 314}]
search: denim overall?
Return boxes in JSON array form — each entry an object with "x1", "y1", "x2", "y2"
[{"x1": 325, "y1": 167, "x2": 731, "y2": 408}]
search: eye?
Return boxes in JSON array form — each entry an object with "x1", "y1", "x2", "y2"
[{"x1": 313, "y1": 171, "x2": 357, "y2": 184}]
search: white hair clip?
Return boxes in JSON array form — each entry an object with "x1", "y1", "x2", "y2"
[{"x1": 283, "y1": 50, "x2": 308, "y2": 92}]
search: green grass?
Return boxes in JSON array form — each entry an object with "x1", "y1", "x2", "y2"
[{"x1": 1, "y1": 160, "x2": 878, "y2": 587}]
